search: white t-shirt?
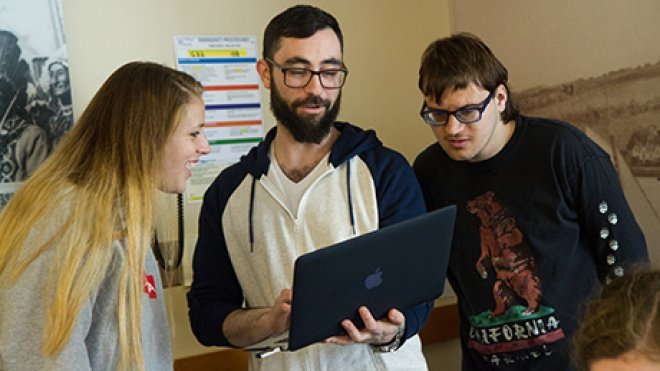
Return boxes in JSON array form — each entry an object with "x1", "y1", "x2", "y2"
[{"x1": 268, "y1": 146, "x2": 331, "y2": 218}]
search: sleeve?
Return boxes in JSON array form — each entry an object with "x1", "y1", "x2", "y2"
[
  {"x1": 0, "y1": 248, "x2": 93, "y2": 370},
  {"x1": 17, "y1": 124, "x2": 50, "y2": 179},
  {"x1": 186, "y1": 176, "x2": 245, "y2": 347},
  {"x1": 574, "y1": 154, "x2": 649, "y2": 282},
  {"x1": 368, "y1": 148, "x2": 434, "y2": 342}
]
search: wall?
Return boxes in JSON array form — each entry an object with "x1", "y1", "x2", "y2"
[
  {"x1": 449, "y1": 0, "x2": 660, "y2": 266},
  {"x1": 61, "y1": 0, "x2": 446, "y2": 161},
  {"x1": 60, "y1": 0, "x2": 450, "y2": 359},
  {"x1": 448, "y1": 1, "x2": 660, "y2": 91}
]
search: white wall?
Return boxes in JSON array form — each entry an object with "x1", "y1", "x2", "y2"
[{"x1": 60, "y1": 0, "x2": 451, "y2": 359}]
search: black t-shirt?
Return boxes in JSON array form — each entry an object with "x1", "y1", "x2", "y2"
[{"x1": 413, "y1": 115, "x2": 648, "y2": 371}]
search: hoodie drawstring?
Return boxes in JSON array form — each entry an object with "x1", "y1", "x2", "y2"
[
  {"x1": 248, "y1": 159, "x2": 357, "y2": 253},
  {"x1": 249, "y1": 176, "x2": 256, "y2": 253},
  {"x1": 346, "y1": 159, "x2": 356, "y2": 235}
]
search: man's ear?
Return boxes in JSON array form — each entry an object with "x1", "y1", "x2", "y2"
[
  {"x1": 256, "y1": 59, "x2": 271, "y2": 89},
  {"x1": 495, "y1": 84, "x2": 508, "y2": 113}
]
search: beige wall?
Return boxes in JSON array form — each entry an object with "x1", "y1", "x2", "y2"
[
  {"x1": 448, "y1": 1, "x2": 660, "y2": 91},
  {"x1": 61, "y1": 0, "x2": 447, "y2": 162},
  {"x1": 60, "y1": 0, "x2": 450, "y2": 359}
]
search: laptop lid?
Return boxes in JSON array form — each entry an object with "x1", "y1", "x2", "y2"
[{"x1": 286, "y1": 205, "x2": 456, "y2": 351}]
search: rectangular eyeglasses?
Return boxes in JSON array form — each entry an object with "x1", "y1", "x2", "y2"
[
  {"x1": 266, "y1": 58, "x2": 348, "y2": 89},
  {"x1": 420, "y1": 90, "x2": 494, "y2": 125}
]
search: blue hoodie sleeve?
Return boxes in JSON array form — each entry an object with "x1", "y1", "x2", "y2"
[
  {"x1": 187, "y1": 168, "x2": 246, "y2": 347},
  {"x1": 362, "y1": 147, "x2": 434, "y2": 342}
]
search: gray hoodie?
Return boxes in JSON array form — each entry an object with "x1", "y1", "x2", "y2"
[{"x1": 0, "y1": 224, "x2": 172, "y2": 370}]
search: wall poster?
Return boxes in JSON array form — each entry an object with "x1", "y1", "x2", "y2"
[
  {"x1": 163, "y1": 35, "x2": 264, "y2": 286},
  {"x1": 0, "y1": 0, "x2": 73, "y2": 209},
  {"x1": 173, "y1": 35, "x2": 264, "y2": 204}
]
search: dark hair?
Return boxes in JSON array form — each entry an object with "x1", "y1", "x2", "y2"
[
  {"x1": 0, "y1": 30, "x2": 30, "y2": 114},
  {"x1": 573, "y1": 267, "x2": 660, "y2": 369},
  {"x1": 262, "y1": 5, "x2": 343, "y2": 60},
  {"x1": 0, "y1": 30, "x2": 21, "y2": 69},
  {"x1": 418, "y1": 32, "x2": 518, "y2": 122}
]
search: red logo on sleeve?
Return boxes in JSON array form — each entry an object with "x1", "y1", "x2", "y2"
[{"x1": 144, "y1": 275, "x2": 158, "y2": 299}]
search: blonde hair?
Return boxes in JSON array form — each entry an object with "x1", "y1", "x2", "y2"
[
  {"x1": 573, "y1": 266, "x2": 660, "y2": 370},
  {"x1": 0, "y1": 61, "x2": 202, "y2": 370}
]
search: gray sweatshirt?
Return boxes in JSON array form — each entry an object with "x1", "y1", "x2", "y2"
[{"x1": 0, "y1": 234, "x2": 172, "y2": 370}]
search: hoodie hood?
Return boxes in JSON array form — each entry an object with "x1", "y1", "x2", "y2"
[{"x1": 238, "y1": 121, "x2": 382, "y2": 178}]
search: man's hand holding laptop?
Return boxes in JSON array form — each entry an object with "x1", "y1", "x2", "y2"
[{"x1": 324, "y1": 306, "x2": 405, "y2": 348}]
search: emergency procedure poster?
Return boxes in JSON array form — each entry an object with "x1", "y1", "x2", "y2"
[{"x1": 174, "y1": 35, "x2": 264, "y2": 202}]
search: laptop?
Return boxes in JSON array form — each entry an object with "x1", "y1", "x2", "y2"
[{"x1": 245, "y1": 205, "x2": 456, "y2": 357}]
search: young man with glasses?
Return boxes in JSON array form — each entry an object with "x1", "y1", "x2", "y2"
[
  {"x1": 187, "y1": 5, "x2": 431, "y2": 370},
  {"x1": 413, "y1": 33, "x2": 649, "y2": 370}
]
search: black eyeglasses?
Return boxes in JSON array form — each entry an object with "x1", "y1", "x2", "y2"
[
  {"x1": 265, "y1": 58, "x2": 348, "y2": 89},
  {"x1": 420, "y1": 90, "x2": 494, "y2": 126}
]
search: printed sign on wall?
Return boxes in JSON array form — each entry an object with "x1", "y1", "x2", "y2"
[{"x1": 174, "y1": 35, "x2": 264, "y2": 203}]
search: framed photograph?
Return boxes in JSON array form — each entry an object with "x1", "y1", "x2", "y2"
[{"x1": 0, "y1": 0, "x2": 73, "y2": 208}]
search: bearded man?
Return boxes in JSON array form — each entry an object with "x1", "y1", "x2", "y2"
[{"x1": 187, "y1": 5, "x2": 432, "y2": 371}]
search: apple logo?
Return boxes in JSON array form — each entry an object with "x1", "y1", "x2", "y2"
[{"x1": 364, "y1": 268, "x2": 383, "y2": 290}]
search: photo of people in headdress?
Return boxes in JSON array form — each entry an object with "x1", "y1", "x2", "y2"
[{"x1": 0, "y1": 0, "x2": 72, "y2": 208}]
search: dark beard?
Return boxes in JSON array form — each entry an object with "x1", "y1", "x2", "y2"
[{"x1": 270, "y1": 82, "x2": 341, "y2": 144}]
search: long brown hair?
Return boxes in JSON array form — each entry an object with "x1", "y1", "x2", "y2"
[{"x1": 0, "y1": 61, "x2": 203, "y2": 370}]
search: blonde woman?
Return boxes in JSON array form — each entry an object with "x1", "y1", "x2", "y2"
[{"x1": 0, "y1": 61, "x2": 210, "y2": 370}]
